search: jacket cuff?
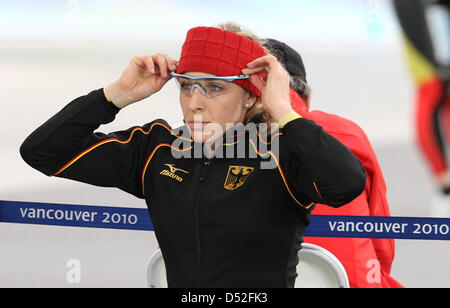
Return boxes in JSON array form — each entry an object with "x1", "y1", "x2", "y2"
[
  {"x1": 97, "y1": 88, "x2": 120, "y2": 115},
  {"x1": 278, "y1": 112, "x2": 302, "y2": 129}
]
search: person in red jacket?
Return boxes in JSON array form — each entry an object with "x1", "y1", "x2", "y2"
[{"x1": 265, "y1": 39, "x2": 403, "y2": 288}]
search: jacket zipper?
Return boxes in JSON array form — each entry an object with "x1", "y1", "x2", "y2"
[{"x1": 194, "y1": 158, "x2": 211, "y2": 287}]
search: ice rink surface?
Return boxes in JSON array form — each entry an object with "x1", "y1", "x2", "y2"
[{"x1": 1, "y1": 0, "x2": 449, "y2": 287}]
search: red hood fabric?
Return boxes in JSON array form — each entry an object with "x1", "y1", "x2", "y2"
[{"x1": 289, "y1": 90, "x2": 403, "y2": 288}]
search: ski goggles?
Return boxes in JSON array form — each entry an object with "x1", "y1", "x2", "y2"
[{"x1": 171, "y1": 71, "x2": 250, "y2": 98}]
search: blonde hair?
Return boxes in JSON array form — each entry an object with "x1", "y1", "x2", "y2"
[{"x1": 216, "y1": 22, "x2": 276, "y2": 126}]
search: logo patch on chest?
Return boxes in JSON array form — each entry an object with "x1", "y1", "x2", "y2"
[
  {"x1": 160, "y1": 163, "x2": 189, "y2": 182},
  {"x1": 224, "y1": 166, "x2": 254, "y2": 190}
]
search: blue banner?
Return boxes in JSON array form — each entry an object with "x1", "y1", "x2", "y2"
[
  {"x1": 305, "y1": 215, "x2": 450, "y2": 240},
  {"x1": 1, "y1": 200, "x2": 449, "y2": 240},
  {"x1": 0, "y1": 200, "x2": 153, "y2": 231}
]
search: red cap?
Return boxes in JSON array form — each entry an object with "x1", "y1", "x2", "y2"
[{"x1": 176, "y1": 26, "x2": 266, "y2": 97}]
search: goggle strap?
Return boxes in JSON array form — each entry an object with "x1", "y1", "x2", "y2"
[{"x1": 170, "y1": 71, "x2": 249, "y2": 82}]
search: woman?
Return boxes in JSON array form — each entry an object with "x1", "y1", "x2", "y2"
[{"x1": 20, "y1": 23, "x2": 366, "y2": 287}]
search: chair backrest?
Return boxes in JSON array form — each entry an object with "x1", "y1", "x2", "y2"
[
  {"x1": 147, "y1": 243, "x2": 349, "y2": 288},
  {"x1": 147, "y1": 249, "x2": 167, "y2": 288},
  {"x1": 295, "y1": 243, "x2": 350, "y2": 288}
]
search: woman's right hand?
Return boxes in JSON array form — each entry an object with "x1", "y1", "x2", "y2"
[{"x1": 104, "y1": 53, "x2": 178, "y2": 109}]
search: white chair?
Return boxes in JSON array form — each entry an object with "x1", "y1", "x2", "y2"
[
  {"x1": 147, "y1": 249, "x2": 168, "y2": 288},
  {"x1": 147, "y1": 243, "x2": 349, "y2": 288},
  {"x1": 295, "y1": 243, "x2": 350, "y2": 288}
]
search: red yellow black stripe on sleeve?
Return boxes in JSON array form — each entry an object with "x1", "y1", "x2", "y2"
[
  {"x1": 51, "y1": 122, "x2": 191, "y2": 177},
  {"x1": 248, "y1": 139, "x2": 314, "y2": 209}
]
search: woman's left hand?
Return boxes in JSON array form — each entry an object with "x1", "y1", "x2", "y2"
[{"x1": 242, "y1": 55, "x2": 295, "y2": 122}]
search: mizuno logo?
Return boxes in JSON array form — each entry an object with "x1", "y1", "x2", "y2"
[
  {"x1": 164, "y1": 164, "x2": 189, "y2": 174},
  {"x1": 160, "y1": 164, "x2": 189, "y2": 182}
]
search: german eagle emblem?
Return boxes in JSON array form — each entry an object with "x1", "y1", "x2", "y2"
[{"x1": 224, "y1": 166, "x2": 254, "y2": 190}]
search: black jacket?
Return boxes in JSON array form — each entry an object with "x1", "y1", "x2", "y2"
[{"x1": 20, "y1": 88, "x2": 366, "y2": 287}]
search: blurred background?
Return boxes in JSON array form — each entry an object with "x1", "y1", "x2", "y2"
[{"x1": 0, "y1": 0, "x2": 449, "y2": 287}]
